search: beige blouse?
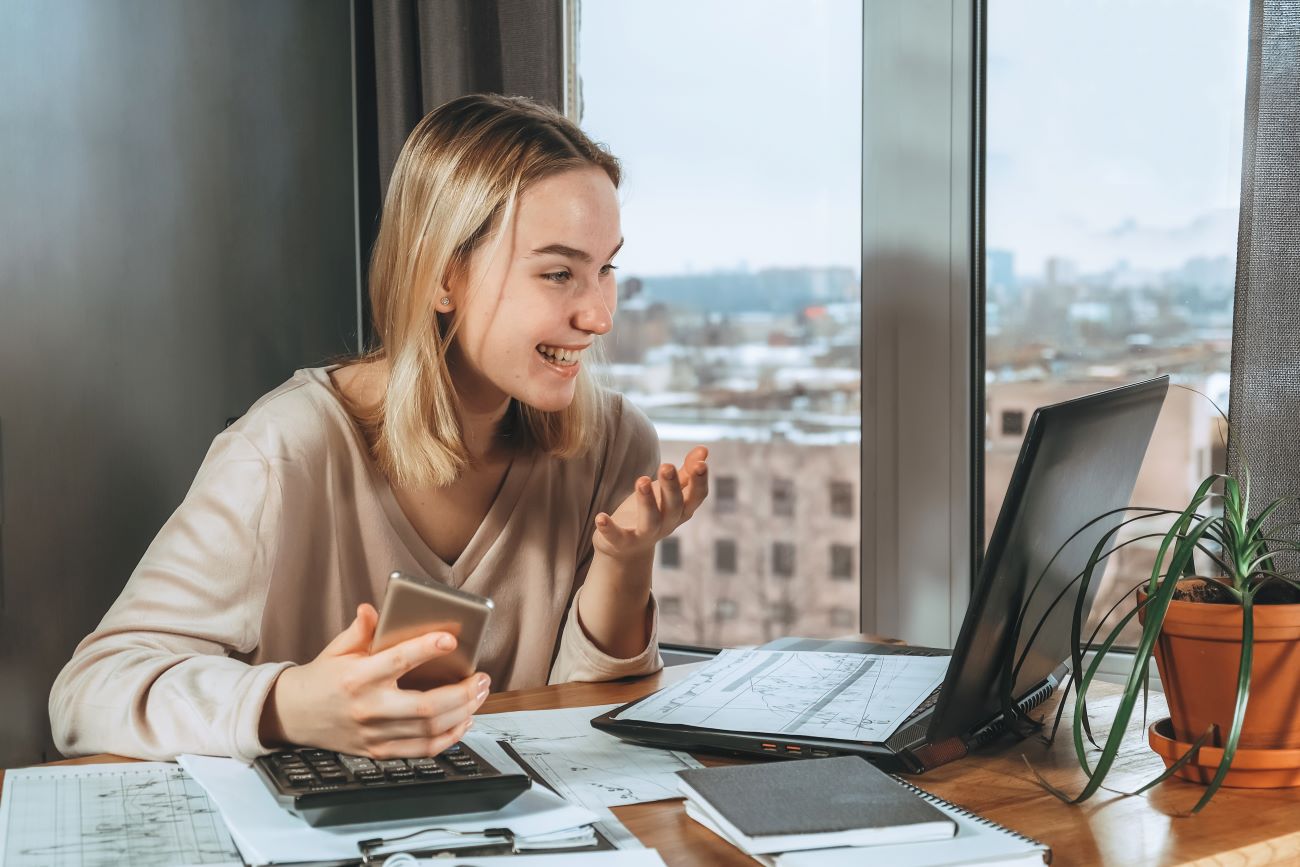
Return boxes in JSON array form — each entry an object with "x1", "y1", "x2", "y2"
[{"x1": 49, "y1": 367, "x2": 663, "y2": 763}]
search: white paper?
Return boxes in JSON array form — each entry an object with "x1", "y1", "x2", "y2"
[
  {"x1": 615, "y1": 648, "x2": 950, "y2": 741},
  {"x1": 473, "y1": 704, "x2": 704, "y2": 808},
  {"x1": 0, "y1": 762, "x2": 241, "y2": 867},
  {"x1": 178, "y1": 734, "x2": 598, "y2": 866},
  {"x1": 403, "y1": 852, "x2": 668, "y2": 866}
]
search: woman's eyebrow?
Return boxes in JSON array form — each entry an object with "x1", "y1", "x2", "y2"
[{"x1": 528, "y1": 238, "x2": 625, "y2": 262}]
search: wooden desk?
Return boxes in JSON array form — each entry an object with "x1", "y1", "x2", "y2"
[{"x1": 8, "y1": 665, "x2": 1300, "y2": 866}]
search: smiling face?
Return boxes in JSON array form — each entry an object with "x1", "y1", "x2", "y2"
[{"x1": 444, "y1": 166, "x2": 622, "y2": 416}]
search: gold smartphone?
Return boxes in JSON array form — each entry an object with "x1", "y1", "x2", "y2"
[{"x1": 370, "y1": 571, "x2": 494, "y2": 689}]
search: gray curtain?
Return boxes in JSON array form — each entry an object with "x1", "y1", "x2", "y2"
[
  {"x1": 354, "y1": 0, "x2": 565, "y2": 345},
  {"x1": 1226, "y1": 0, "x2": 1300, "y2": 545}
]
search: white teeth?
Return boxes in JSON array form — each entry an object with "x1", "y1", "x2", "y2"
[{"x1": 537, "y1": 345, "x2": 581, "y2": 365}]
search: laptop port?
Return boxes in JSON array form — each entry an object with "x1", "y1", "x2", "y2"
[
  {"x1": 811, "y1": 749, "x2": 830, "y2": 757},
  {"x1": 760, "y1": 743, "x2": 777, "y2": 751},
  {"x1": 784, "y1": 745, "x2": 802, "y2": 753}
]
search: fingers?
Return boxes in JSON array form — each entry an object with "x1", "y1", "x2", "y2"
[
  {"x1": 680, "y1": 446, "x2": 709, "y2": 518},
  {"x1": 321, "y1": 604, "x2": 379, "y2": 657},
  {"x1": 361, "y1": 630, "x2": 458, "y2": 684},
  {"x1": 368, "y1": 716, "x2": 476, "y2": 760},
  {"x1": 657, "y1": 463, "x2": 685, "y2": 525},
  {"x1": 358, "y1": 673, "x2": 488, "y2": 756},
  {"x1": 635, "y1": 475, "x2": 661, "y2": 536}
]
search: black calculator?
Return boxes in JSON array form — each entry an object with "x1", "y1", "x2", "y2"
[{"x1": 253, "y1": 742, "x2": 530, "y2": 827}]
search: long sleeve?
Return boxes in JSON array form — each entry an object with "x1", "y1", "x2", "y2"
[
  {"x1": 49, "y1": 429, "x2": 290, "y2": 763},
  {"x1": 549, "y1": 395, "x2": 664, "y2": 684}
]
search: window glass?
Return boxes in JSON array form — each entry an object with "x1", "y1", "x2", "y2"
[
  {"x1": 659, "y1": 537, "x2": 681, "y2": 569},
  {"x1": 830, "y1": 544, "x2": 855, "y2": 581},
  {"x1": 579, "y1": 1, "x2": 862, "y2": 646},
  {"x1": 986, "y1": 0, "x2": 1248, "y2": 646},
  {"x1": 830, "y1": 480, "x2": 855, "y2": 518},
  {"x1": 772, "y1": 542, "x2": 796, "y2": 578}
]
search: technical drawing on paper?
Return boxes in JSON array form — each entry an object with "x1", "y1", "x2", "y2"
[
  {"x1": 0, "y1": 762, "x2": 241, "y2": 867},
  {"x1": 473, "y1": 704, "x2": 703, "y2": 809},
  {"x1": 615, "y1": 649, "x2": 950, "y2": 742}
]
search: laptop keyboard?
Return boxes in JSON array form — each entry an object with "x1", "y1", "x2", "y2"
[{"x1": 901, "y1": 685, "x2": 942, "y2": 724}]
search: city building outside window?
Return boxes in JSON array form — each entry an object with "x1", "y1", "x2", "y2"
[
  {"x1": 658, "y1": 536, "x2": 681, "y2": 569},
  {"x1": 659, "y1": 596, "x2": 683, "y2": 618},
  {"x1": 772, "y1": 478, "x2": 796, "y2": 518},
  {"x1": 714, "y1": 539, "x2": 738, "y2": 574},
  {"x1": 831, "y1": 544, "x2": 855, "y2": 581},
  {"x1": 716, "y1": 598, "x2": 739, "y2": 621},
  {"x1": 579, "y1": 1, "x2": 861, "y2": 647},
  {"x1": 1000, "y1": 409, "x2": 1025, "y2": 437},
  {"x1": 714, "y1": 475, "x2": 738, "y2": 514},
  {"x1": 829, "y1": 608, "x2": 856, "y2": 630},
  {"x1": 830, "y1": 480, "x2": 855, "y2": 518},
  {"x1": 772, "y1": 541, "x2": 796, "y2": 578},
  {"x1": 987, "y1": 0, "x2": 1247, "y2": 646}
]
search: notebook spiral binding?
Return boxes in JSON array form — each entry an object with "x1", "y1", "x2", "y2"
[{"x1": 888, "y1": 774, "x2": 1052, "y2": 855}]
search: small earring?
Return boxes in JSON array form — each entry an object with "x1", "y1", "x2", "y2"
[{"x1": 439, "y1": 297, "x2": 451, "y2": 306}]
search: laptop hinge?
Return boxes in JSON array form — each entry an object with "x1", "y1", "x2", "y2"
[{"x1": 909, "y1": 736, "x2": 969, "y2": 771}]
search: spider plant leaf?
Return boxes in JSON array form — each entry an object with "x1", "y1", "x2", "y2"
[
  {"x1": 1189, "y1": 594, "x2": 1254, "y2": 813},
  {"x1": 1130, "y1": 724, "x2": 1217, "y2": 796},
  {"x1": 1071, "y1": 514, "x2": 1214, "y2": 803}
]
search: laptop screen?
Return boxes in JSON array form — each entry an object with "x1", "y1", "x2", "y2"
[{"x1": 927, "y1": 376, "x2": 1169, "y2": 741}]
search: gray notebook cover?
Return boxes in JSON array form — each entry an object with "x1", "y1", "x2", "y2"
[{"x1": 677, "y1": 756, "x2": 954, "y2": 838}]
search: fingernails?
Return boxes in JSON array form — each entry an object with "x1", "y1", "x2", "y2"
[
  {"x1": 663, "y1": 466, "x2": 676, "y2": 480},
  {"x1": 476, "y1": 674, "x2": 491, "y2": 699},
  {"x1": 437, "y1": 634, "x2": 455, "y2": 650},
  {"x1": 464, "y1": 718, "x2": 475, "y2": 731},
  {"x1": 695, "y1": 465, "x2": 707, "y2": 476}
]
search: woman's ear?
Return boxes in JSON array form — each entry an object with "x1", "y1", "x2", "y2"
[{"x1": 437, "y1": 292, "x2": 455, "y2": 313}]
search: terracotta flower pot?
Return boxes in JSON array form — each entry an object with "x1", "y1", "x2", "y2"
[{"x1": 1138, "y1": 581, "x2": 1300, "y2": 752}]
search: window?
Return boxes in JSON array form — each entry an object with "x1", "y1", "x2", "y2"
[
  {"x1": 770, "y1": 601, "x2": 797, "y2": 628},
  {"x1": 987, "y1": 0, "x2": 1247, "y2": 646},
  {"x1": 830, "y1": 480, "x2": 855, "y2": 518},
  {"x1": 830, "y1": 544, "x2": 855, "y2": 581},
  {"x1": 659, "y1": 537, "x2": 681, "y2": 569},
  {"x1": 715, "y1": 539, "x2": 737, "y2": 574},
  {"x1": 580, "y1": 1, "x2": 861, "y2": 647},
  {"x1": 660, "y1": 596, "x2": 683, "y2": 618},
  {"x1": 829, "y1": 608, "x2": 856, "y2": 630},
  {"x1": 772, "y1": 478, "x2": 795, "y2": 518},
  {"x1": 716, "y1": 598, "x2": 738, "y2": 621},
  {"x1": 714, "y1": 476, "x2": 738, "y2": 514},
  {"x1": 772, "y1": 542, "x2": 796, "y2": 578}
]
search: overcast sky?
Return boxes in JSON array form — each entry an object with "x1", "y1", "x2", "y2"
[{"x1": 578, "y1": 0, "x2": 1248, "y2": 280}]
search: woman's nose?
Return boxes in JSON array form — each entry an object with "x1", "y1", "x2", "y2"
[{"x1": 573, "y1": 285, "x2": 614, "y2": 335}]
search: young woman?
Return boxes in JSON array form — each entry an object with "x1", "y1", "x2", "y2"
[{"x1": 49, "y1": 94, "x2": 708, "y2": 763}]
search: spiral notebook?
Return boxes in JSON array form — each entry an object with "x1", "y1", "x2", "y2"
[{"x1": 691, "y1": 774, "x2": 1050, "y2": 867}]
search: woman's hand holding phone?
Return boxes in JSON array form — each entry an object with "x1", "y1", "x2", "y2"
[{"x1": 259, "y1": 603, "x2": 491, "y2": 758}]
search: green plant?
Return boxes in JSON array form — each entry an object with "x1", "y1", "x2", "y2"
[{"x1": 1002, "y1": 452, "x2": 1300, "y2": 813}]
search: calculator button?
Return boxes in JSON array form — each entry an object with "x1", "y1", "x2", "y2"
[
  {"x1": 318, "y1": 771, "x2": 347, "y2": 783},
  {"x1": 339, "y1": 755, "x2": 378, "y2": 773},
  {"x1": 376, "y1": 759, "x2": 410, "y2": 771},
  {"x1": 385, "y1": 770, "x2": 415, "y2": 782},
  {"x1": 415, "y1": 768, "x2": 446, "y2": 779}
]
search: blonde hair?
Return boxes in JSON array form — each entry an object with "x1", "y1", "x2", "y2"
[{"x1": 344, "y1": 94, "x2": 621, "y2": 488}]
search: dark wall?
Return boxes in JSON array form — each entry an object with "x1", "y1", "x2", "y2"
[{"x1": 0, "y1": 0, "x2": 358, "y2": 765}]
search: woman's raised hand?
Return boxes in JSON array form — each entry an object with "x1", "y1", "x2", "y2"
[
  {"x1": 259, "y1": 603, "x2": 490, "y2": 758},
  {"x1": 594, "y1": 445, "x2": 709, "y2": 561}
]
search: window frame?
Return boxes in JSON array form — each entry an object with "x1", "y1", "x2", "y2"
[{"x1": 567, "y1": 0, "x2": 982, "y2": 651}]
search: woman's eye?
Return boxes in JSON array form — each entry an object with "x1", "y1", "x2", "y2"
[
  {"x1": 542, "y1": 270, "x2": 571, "y2": 283},
  {"x1": 600, "y1": 264, "x2": 619, "y2": 277}
]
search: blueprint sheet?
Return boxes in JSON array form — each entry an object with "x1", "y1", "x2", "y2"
[
  {"x1": 473, "y1": 704, "x2": 703, "y2": 809},
  {"x1": 0, "y1": 762, "x2": 241, "y2": 867},
  {"x1": 614, "y1": 649, "x2": 951, "y2": 741}
]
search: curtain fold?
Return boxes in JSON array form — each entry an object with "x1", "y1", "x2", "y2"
[
  {"x1": 1225, "y1": 0, "x2": 1300, "y2": 542},
  {"x1": 353, "y1": 0, "x2": 565, "y2": 347}
]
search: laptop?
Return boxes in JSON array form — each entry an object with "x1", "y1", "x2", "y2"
[{"x1": 592, "y1": 375, "x2": 1169, "y2": 773}]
